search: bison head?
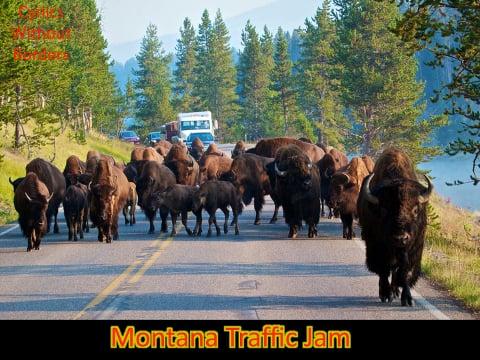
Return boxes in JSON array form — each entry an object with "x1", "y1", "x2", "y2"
[
  {"x1": 362, "y1": 174, "x2": 433, "y2": 247},
  {"x1": 90, "y1": 178, "x2": 118, "y2": 223},
  {"x1": 166, "y1": 158, "x2": 195, "y2": 184},
  {"x1": 275, "y1": 149, "x2": 314, "y2": 192},
  {"x1": 9, "y1": 177, "x2": 25, "y2": 192},
  {"x1": 329, "y1": 173, "x2": 355, "y2": 216}
]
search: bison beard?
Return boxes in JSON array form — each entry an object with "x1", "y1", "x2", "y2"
[
  {"x1": 274, "y1": 145, "x2": 320, "y2": 239},
  {"x1": 357, "y1": 148, "x2": 433, "y2": 306}
]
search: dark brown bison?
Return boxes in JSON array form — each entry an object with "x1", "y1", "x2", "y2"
[
  {"x1": 63, "y1": 155, "x2": 86, "y2": 187},
  {"x1": 189, "y1": 137, "x2": 205, "y2": 162},
  {"x1": 153, "y1": 185, "x2": 203, "y2": 237},
  {"x1": 329, "y1": 157, "x2": 372, "y2": 240},
  {"x1": 225, "y1": 154, "x2": 280, "y2": 225},
  {"x1": 318, "y1": 149, "x2": 349, "y2": 218},
  {"x1": 14, "y1": 173, "x2": 53, "y2": 251},
  {"x1": 123, "y1": 182, "x2": 137, "y2": 226},
  {"x1": 136, "y1": 161, "x2": 177, "y2": 234},
  {"x1": 165, "y1": 144, "x2": 200, "y2": 186},
  {"x1": 231, "y1": 141, "x2": 247, "y2": 159},
  {"x1": 131, "y1": 147, "x2": 145, "y2": 162},
  {"x1": 11, "y1": 159, "x2": 66, "y2": 234},
  {"x1": 63, "y1": 183, "x2": 89, "y2": 241},
  {"x1": 192, "y1": 181, "x2": 242, "y2": 237},
  {"x1": 358, "y1": 148, "x2": 432, "y2": 306},
  {"x1": 89, "y1": 159, "x2": 130, "y2": 243},
  {"x1": 274, "y1": 145, "x2": 321, "y2": 238},
  {"x1": 199, "y1": 154, "x2": 233, "y2": 183},
  {"x1": 249, "y1": 138, "x2": 325, "y2": 163},
  {"x1": 154, "y1": 140, "x2": 172, "y2": 158}
]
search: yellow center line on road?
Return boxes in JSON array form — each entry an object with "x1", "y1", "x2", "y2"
[{"x1": 73, "y1": 235, "x2": 174, "y2": 320}]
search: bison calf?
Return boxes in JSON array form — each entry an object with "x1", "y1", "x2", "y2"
[
  {"x1": 123, "y1": 182, "x2": 137, "y2": 226},
  {"x1": 63, "y1": 183, "x2": 89, "y2": 241},
  {"x1": 192, "y1": 181, "x2": 242, "y2": 237},
  {"x1": 153, "y1": 185, "x2": 203, "y2": 237}
]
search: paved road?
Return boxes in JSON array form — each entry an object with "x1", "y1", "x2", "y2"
[{"x1": 0, "y1": 199, "x2": 474, "y2": 320}]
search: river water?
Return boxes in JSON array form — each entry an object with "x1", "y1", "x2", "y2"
[{"x1": 419, "y1": 155, "x2": 479, "y2": 212}]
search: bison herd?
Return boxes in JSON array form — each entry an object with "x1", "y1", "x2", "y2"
[{"x1": 8, "y1": 137, "x2": 433, "y2": 306}]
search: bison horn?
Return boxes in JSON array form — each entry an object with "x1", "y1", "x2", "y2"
[
  {"x1": 47, "y1": 192, "x2": 54, "y2": 202},
  {"x1": 25, "y1": 192, "x2": 33, "y2": 202},
  {"x1": 275, "y1": 163, "x2": 287, "y2": 177},
  {"x1": 418, "y1": 174, "x2": 433, "y2": 204},
  {"x1": 362, "y1": 174, "x2": 379, "y2": 205},
  {"x1": 87, "y1": 181, "x2": 92, "y2": 191},
  {"x1": 337, "y1": 173, "x2": 351, "y2": 185},
  {"x1": 9, "y1": 177, "x2": 14, "y2": 185}
]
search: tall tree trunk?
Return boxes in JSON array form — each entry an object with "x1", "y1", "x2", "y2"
[{"x1": 14, "y1": 85, "x2": 21, "y2": 149}]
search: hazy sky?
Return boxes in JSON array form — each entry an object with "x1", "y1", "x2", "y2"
[{"x1": 95, "y1": 0, "x2": 277, "y2": 45}]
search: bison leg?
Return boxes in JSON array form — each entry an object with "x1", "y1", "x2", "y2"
[
  {"x1": 145, "y1": 209, "x2": 156, "y2": 234},
  {"x1": 79, "y1": 212, "x2": 84, "y2": 240},
  {"x1": 269, "y1": 203, "x2": 280, "y2": 224},
  {"x1": 73, "y1": 215, "x2": 79, "y2": 242},
  {"x1": 253, "y1": 195, "x2": 263, "y2": 225},
  {"x1": 233, "y1": 209, "x2": 240, "y2": 236},
  {"x1": 321, "y1": 199, "x2": 326, "y2": 218},
  {"x1": 170, "y1": 211, "x2": 178, "y2": 237},
  {"x1": 193, "y1": 211, "x2": 203, "y2": 237},
  {"x1": 398, "y1": 250, "x2": 414, "y2": 307},
  {"x1": 222, "y1": 207, "x2": 229, "y2": 234},
  {"x1": 27, "y1": 230, "x2": 34, "y2": 252},
  {"x1": 379, "y1": 273, "x2": 393, "y2": 304},
  {"x1": 131, "y1": 205, "x2": 136, "y2": 225},
  {"x1": 288, "y1": 225, "x2": 298, "y2": 239},
  {"x1": 181, "y1": 211, "x2": 193, "y2": 236},
  {"x1": 112, "y1": 214, "x2": 119, "y2": 241},
  {"x1": 123, "y1": 205, "x2": 129, "y2": 225},
  {"x1": 340, "y1": 214, "x2": 355, "y2": 239},
  {"x1": 53, "y1": 206, "x2": 60, "y2": 234},
  {"x1": 84, "y1": 206, "x2": 90, "y2": 233},
  {"x1": 308, "y1": 224, "x2": 317, "y2": 238},
  {"x1": 213, "y1": 215, "x2": 221, "y2": 236},
  {"x1": 98, "y1": 225, "x2": 105, "y2": 243},
  {"x1": 33, "y1": 228, "x2": 41, "y2": 250},
  {"x1": 66, "y1": 215, "x2": 73, "y2": 241},
  {"x1": 160, "y1": 206, "x2": 169, "y2": 233}
]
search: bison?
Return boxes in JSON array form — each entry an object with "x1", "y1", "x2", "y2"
[
  {"x1": 199, "y1": 154, "x2": 233, "y2": 183},
  {"x1": 143, "y1": 147, "x2": 164, "y2": 163},
  {"x1": 136, "y1": 161, "x2": 177, "y2": 234},
  {"x1": 189, "y1": 137, "x2": 205, "y2": 162},
  {"x1": 329, "y1": 157, "x2": 372, "y2": 240},
  {"x1": 248, "y1": 137, "x2": 325, "y2": 163},
  {"x1": 89, "y1": 159, "x2": 130, "y2": 243},
  {"x1": 14, "y1": 173, "x2": 53, "y2": 251},
  {"x1": 318, "y1": 149, "x2": 349, "y2": 218},
  {"x1": 123, "y1": 182, "x2": 137, "y2": 226},
  {"x1": 225, "y1": 153, "x2": 280, "y2": 225},
  {"x1": 192, "y1": 181, "x2": 242, "y2": 237},
  {"x1": 153, "y1": 185, "x2": 203, "y2": 237},
  {"x1": 63, "y1": 155, "x2": 86, "y2": 187},
  {"x1": 231, "y1": 141, "x2": 247, "y2": 159},
  {"x1": 357, "y1": 148, "x2": 432, "y2": 306},
  {"x1": 274, "y1": 145, "x2": 321, "y2": 238},
  {"x1": 205, "y1": 143, "x2": 225, "y2": 157},
  {"x1": 63, "y1": 182, "x2": 89, "y2": 241},
  {"x1": 165, "y1": 144, "x2": 200, "y2": 186},
  {"x1": 131, "y1": 147, "x2": 145, "y2": 162},
  {"x1": 154, "y1": 140, "x2": 172, "y2": 158}
]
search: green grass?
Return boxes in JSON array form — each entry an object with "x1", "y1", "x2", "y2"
[
  {"x1": 423, "y1": 194, "x2": 480, "y2": 311},
  {"x1": 0, "y1": 126, "x2": 133, "y2": 225}
]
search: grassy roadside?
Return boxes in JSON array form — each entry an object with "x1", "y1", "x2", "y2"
[
  {"x1": 424, "y1": 194, "x2": 480, "y2": 312},
  {"x1": 0, "y1": 127, "x2": 133, "y2": 225}
]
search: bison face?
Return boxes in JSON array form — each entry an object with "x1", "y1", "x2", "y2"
[
  {"x1": 24, "y1": 192, "x2": 52, "y2": 231},
  {"x1": 91, "y1": 184, "x2": 116, "y2": 222},
  {"x1": 362, "y1": 174, "x2": 433, "y2": 248},
  {"x1": 329, "y1": 173, "x2": 355, "y2": 213},
  {"x1": 167, "y1": 159, "x2": 194, "y2": 184},
  {"x1": 144, "y1": 194, "x2": 158, "y2": 214},
  {"x1": 276, "y1": 156, "x2": 314, "y2": 192}
]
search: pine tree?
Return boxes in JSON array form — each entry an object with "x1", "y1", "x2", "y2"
[
  {"x1": 237, "y1": 22, "x2": 274, "y2": 140},
  {"x1": 272, "y1": 28, "x2": 296, "y2": 136},
  {"x1": 134, "y1": 24, "x2": 174, "y2": 137},
  {"x1": 297, "y1": 1, "x2": 348, "y2": 148},
  {"x1": 174, "y1": 18, "x2": 198, "y2": 113},
  {"x1": 334, "y1": 0, "x2": 444, "y2": 163}
]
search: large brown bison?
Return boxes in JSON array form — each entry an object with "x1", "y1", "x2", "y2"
[
  {"x1": 189, "y1": 137, "x2": 205, "y2": 162},
  {"x1": 225, "y1": 153, "x2": 280, "y2": 225},
  {"x1": 274, "y1": 145, "x2": 321, "y2": 238},
  {"x1": 199, "y1": 154, "x2": 233, "y2": 183},
  {"x1": 231, "y1": 141, "x2": 247, "y2": 159},
  {"x1": 136, "y1": 161, "x2": 177, "y2": 234},
  {"x1": 131, "y1": 147, "x2": 145, "y2": 162},
  {"x1": 14, "y1": 173, "x2": 53, "y2": 251},
  {"x1": 192, "y1": 181, "x2": 243, "y2": 237},
  {"x1": 318, "y1": 149, "x2": 349, "y2": 218},
  {"x1": 63, "y1": 155, "x2": 86, "y2": 187},
  {"x1": 89, "y1": 159, "x2": 130, "y2": 243},
  {"x1": 248, "y1": 137, "x2": 325, "y2": 163},
  {"x1": 358, "y1": 148, "x2": 432, "y2": 306},
  {"x1": 143, "y1": 147, "x2": 164, "y2": 162},
  {"x1": 329, "y1": 157, "x2": 372, "y2": 240},
  {"x1": 165, "y1": 144, "x2": 199, "y2": 186},
  {"x1": 11, "y1": 159, "x2": 66, "y2": 234},
  {"x1": 153, "y1": 185, "x2": 203, "y2": 237},
  {"x1": 154, "y1": 140, "x2": 172, "y2": 158}
]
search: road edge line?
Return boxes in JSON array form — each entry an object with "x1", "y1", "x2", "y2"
[{"x1": 0, "y1": 224, "x2": 19, "y2": 238}]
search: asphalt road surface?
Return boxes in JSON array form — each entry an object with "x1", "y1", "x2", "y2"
[{"x1": 0, "y1": 199, "x2": 474, "y2": 320}]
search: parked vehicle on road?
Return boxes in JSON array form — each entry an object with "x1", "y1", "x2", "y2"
[
  {"x1": 119, "y1": 131, "x2": 140, "y2": 145},
  {"x1": 146, "y1": 132, "x2": 166, "y2": 146},
  {"x1": 186, "y1": 132, "x2": 215, "y2": 148}
]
